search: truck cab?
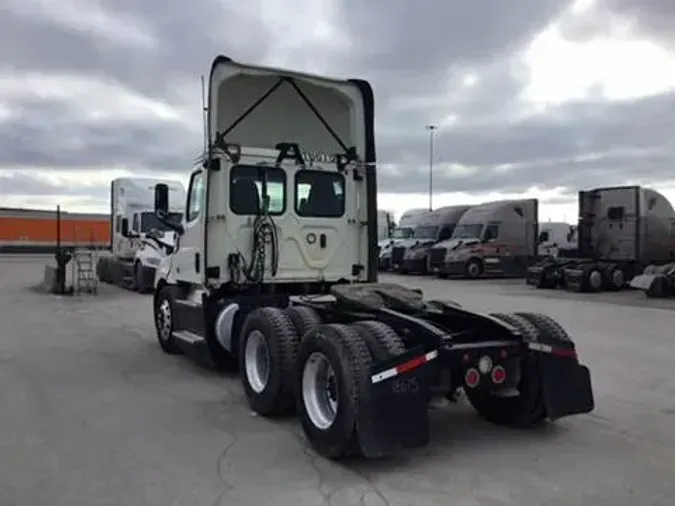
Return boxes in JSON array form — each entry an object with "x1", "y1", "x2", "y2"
[
  {"x1": 97, "y1": 178, "x2": 186, "y2": 292},
  {"x1": 378, "y1": 210, "x2": 430, "y2": 270},
  {"x1": 152, "y1": 55, "x2": 377, "y2": 366},
  {"x1": 434, "y1": 199, "x2": 538, "y2": 279},
  {"x1": 398, "y1": 205, "x2": 473, "y2": 274}
]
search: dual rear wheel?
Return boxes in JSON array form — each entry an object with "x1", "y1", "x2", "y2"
[{"x1": 238, "y1": 308, "x2": 407, "y2": 458}]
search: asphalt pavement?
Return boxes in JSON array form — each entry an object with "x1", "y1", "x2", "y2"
[{"x1": 1, "y1": 256, "x2": 674, "y2": 506}]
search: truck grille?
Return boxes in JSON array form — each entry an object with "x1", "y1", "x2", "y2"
[
  {"x1": 428, "y1": 247, "x2": 447, "y2": 269},
  {"x1": 391, "y1": 246, "x2": 406, "y2": 265}
]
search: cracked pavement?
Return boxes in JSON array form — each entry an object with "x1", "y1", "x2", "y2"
[{"x1": 1, "y1": 256, "x2": 674, "y2": 505}]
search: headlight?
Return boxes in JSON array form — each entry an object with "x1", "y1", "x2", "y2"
[{"x1": 145, "y1": 257, "x2": 160, "y2": 266}]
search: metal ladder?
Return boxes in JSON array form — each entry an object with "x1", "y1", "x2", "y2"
[{"x1": 73, "y1": 248, "x2": 98, "y2": 295}]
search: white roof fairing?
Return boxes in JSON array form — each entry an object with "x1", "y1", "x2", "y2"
[
  {"x1": 208, "y1": 57, "x2": 369, "y2": 161},
  {"x1": 115, "y1": 177, "x2": 186, "y2": 211}
]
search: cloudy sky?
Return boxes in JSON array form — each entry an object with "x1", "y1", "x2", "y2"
[{"x1": 0, "y1": 0, "x2": 674, "y2": 222}]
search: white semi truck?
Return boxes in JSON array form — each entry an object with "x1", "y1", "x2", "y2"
[
  {"x1": 96, "y1": 177, "x2": 186, "y2": 292},
  {"x1": 146, "y1": 54, "x2": 594, "y2": 461}
]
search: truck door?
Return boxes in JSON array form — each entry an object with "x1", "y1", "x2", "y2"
[
  {"x1": 172, "y1": 168, "x2": 204, "y2": 284},
  {"x1": 281, "y1": 166, "x2": 358, "y2": 281}
]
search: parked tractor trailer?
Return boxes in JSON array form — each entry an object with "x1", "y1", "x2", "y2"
[
  {"x1": 97, "y1": 177, "x2": 186, "y2": 292},
  {"x1": 378, "y1": 208, "x2": 428, "y2": 270},
  {"x1": 423, "y1": 199, "x2": 575, "y2": 279},
  {"x1": 392, "y1": 205, "x2": 472, "y2": 274},
  {"x1": 147, "y1": 54, "x2": 594, "y2": 461},
  {"x1": 527, "y1": 186, "x2": 675, "y2": 293}
]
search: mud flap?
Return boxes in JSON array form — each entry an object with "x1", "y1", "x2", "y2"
[
  {"x1": 562, "y1": 266, "x2": 585, "y2": 292},
  {"x1": 356, "y1": 347, "x2": 435, "y2": 458},
  {"x1": 534, "y1": 351, "x2": 595, "y2": 420}
]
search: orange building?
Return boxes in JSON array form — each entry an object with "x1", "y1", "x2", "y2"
[{"x1": 0, "y1": 207, "x2": 110, "y2": 253}]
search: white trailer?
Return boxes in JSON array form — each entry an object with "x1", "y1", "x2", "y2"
[{"x1": 97, "y1": 177, "x2": 186, "y2": 292}]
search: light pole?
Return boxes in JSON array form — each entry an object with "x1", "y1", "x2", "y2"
[{"x1": 426, "y1": 124, "x2": 437, "y2": 211}]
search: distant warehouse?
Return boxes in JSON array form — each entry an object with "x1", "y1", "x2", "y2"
[{"x1": 0, "y1": 207, "x2": 110, "y2": 253}]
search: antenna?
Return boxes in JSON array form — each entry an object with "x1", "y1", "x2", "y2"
[{"x1": 201, "y1": 75, "x2": 208, "y2": 154}]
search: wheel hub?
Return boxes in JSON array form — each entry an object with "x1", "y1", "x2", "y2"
[
  {"x1": 302, "y1": 352, "x2": 339, "y2": 430},
  {"x1": 157, "y1": 299, "x2": 172, "y2": 341},
  {"x1": 244, "y1": 330, "x2": 270, "y2": 394},
  {"x1": 589, "y1": 270, "x2": 602, "y2": 290}
]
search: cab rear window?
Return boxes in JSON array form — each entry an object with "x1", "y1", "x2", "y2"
[{"x1": 295, "y1": 170, "x2": 345, "y2": 218}]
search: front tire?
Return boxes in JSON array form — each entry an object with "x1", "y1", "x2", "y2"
[
  {"x1": 465, "y1": 259, "x2": 483, "y2": 279},
  {"x1": 154, "y1": 286, "x2": 181, "y2": 355}
]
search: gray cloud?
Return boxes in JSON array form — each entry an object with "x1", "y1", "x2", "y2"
[
  {"x1": 0, "y1": 172, "x2": 109, "y2": 200},
  {"x1": 1, "y1": 0, "x2": 675, "y2": 207}
]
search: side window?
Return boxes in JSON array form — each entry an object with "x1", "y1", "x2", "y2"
[
  {"x1": 538, "y1": 230, "x2": 550, "y2": 243},
  {"x1": 187, "y1": 171, "x2": 205, "y2": 222},
  {"x1": 607, "y1": 206, "x2": 625, "y2": 220},
  {"x1": 229, "y1": 166, "x2": 286, "y2": 216},
  {"x1": 132, "y1": 213, "x2": 139, "y2": 232},
  {"x1": 295, "y1": 170, "x2": 345, "y2": 218},
  {"x1": 483, "y1": 224, "x2": 499, "y2": 241},
  {"x1": 115, "y1": 215, "x2": 122, "y2": 233},
  {"x1": 438, "y1": 225, "x2": 454, "y2": 241}
]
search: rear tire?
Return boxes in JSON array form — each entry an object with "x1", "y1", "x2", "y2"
[
  {"x1": 606, "y1": 265, "x2": 625, "y2": 291},
  {"x1": 351, "y1": 320, "x2": 405, "y2": 360},
  {"x1": 464, "y1": 312, "x2": 546, "y2": 427},
  {"x1": 515, "y1": 312, "x2": 574, "y2": 345},
  {"x1": 295, "y1": 324, "x2": 372, "y2": 459},
  {"x1": 286, "y1": 306, "x2": 322, "y2": 340},
  {"x1": 585, "y1": 265, "x2": 603, "y2": 292},
  {"x1": 154, "y1": 285, "x2": 181, "y2": 355},
  {"x1": 239, "y1": 307, "x2": 300, "y2": 416}
]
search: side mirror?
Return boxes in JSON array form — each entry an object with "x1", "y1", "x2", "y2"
[
  {"x1": 121, "y1": 218, "x2": 130, "y2": 237},
  {"x1": 155, "y1": 183, "x2": 169, "y2": 215}
]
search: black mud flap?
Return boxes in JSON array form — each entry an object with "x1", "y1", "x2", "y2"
[
  {"x1": 525, "y1": 264, "x2": 544, "y2": 286},
  {"x1": 534, "y1": 348, "x2": 595, "y2": 420},
  {"x1": 356, "y1": 347, "x2": 435, "y2": 458}
]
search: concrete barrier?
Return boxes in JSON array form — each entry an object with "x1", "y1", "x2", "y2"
[
  {"x1": 41, "y1": 264, "x2": 74, "y2": 294},
  {"x1": 41, "y1": 265, "x2": 59, "y2": 293}
]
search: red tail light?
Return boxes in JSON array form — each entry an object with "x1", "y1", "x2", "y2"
[
  {"x1": 465, "y1": 368, "x2": 480, "y2": 388},
  {"x1": 491, "y1": 366, "x2": 506, "y2": 385}
]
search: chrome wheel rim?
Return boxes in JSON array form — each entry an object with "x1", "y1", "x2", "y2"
[
  {"x1": 244, "y1": 330, "x2": 270, "y2": 394},
  {"x1": 302, "y1": 352, "x2": 339, "y2": 430}
]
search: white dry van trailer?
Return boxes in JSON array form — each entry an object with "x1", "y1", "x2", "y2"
[
  {"x1": 97, "y1": 177, "x2": 186, "y2": 292},
  {"x1": 147, "y1": 54, "x2": 594, "y2": 460}
]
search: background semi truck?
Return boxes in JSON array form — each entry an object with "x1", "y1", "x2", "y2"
[
  {"x1": 378, "y1": 208, "x2": 429, "y2": 270},
  {"x1": 527, "y1": 185, "x2": 675, "y2": 292},
  {"x1": 97, "y1": 177, "x2": 186, "y2": 292},
  {"x1": 396, "y1": 205, "x2": 473, "y2": 274},
  {"x1": 427, "y1": 199, "x2": 540, "y2": 279},
  {"x1": 376, "y1": 209, "x2": 395, "y2": 242}
]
